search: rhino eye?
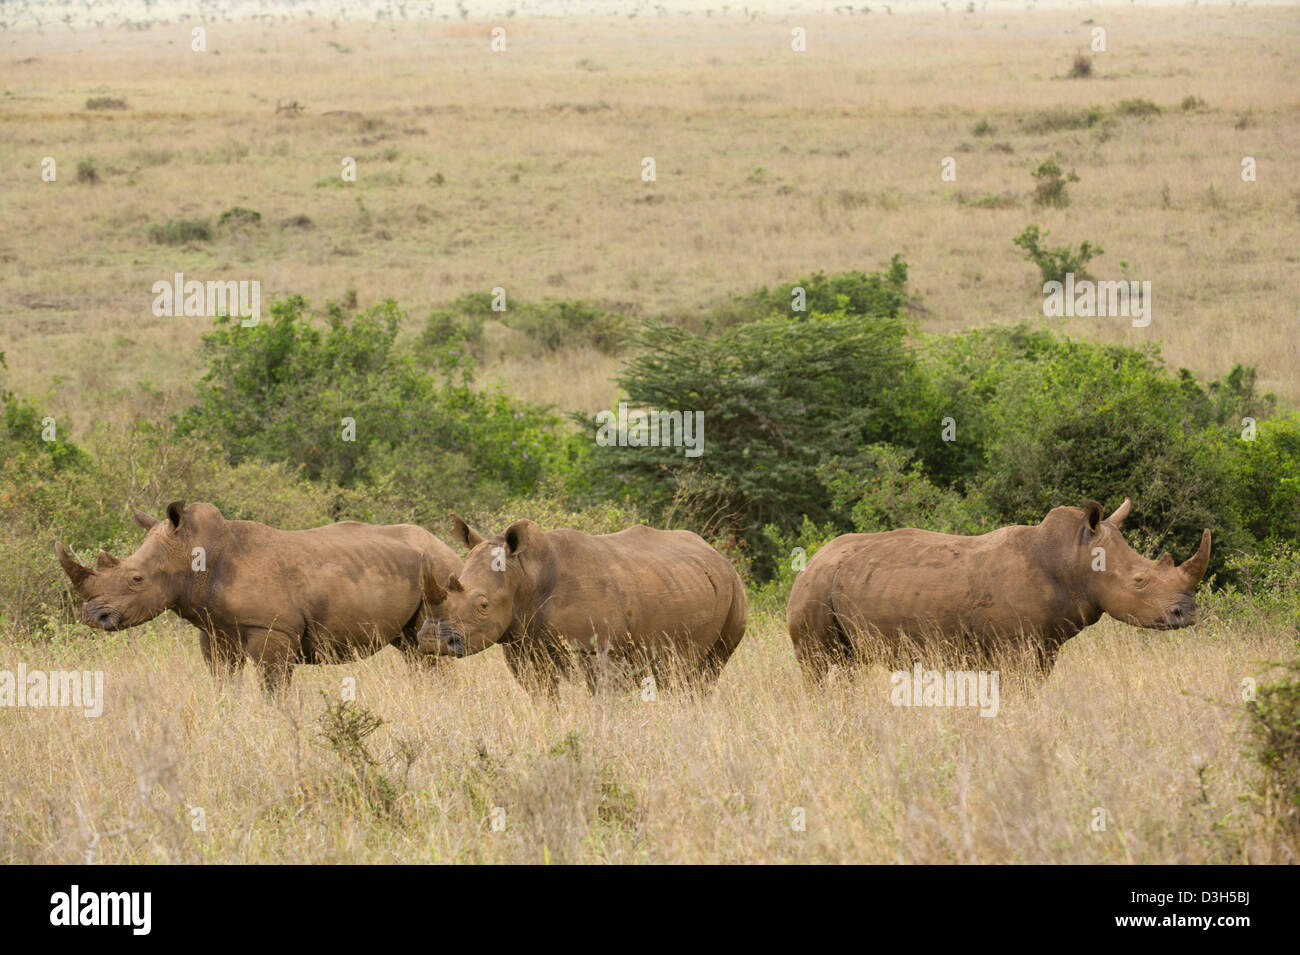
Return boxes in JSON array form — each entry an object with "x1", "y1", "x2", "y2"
[
  {"x1": 476, "y1": 596, "x2": 490, "y2": 614},
  {"x1": 131, "y1": 574, "x2": 144, "y2": 584}
]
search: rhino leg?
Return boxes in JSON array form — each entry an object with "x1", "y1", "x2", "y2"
[
  {"x1": 198, "y1": 630, "x2": 245, "y2": 683},
  {"x1": 242, "y1": 627, "x2": 297, "y2": 694},
  {"x1": 696, "y1": 588, "x2": 748, "y2": 691},
  {"x1": 789, "y1": 600, "x2": 852, "y2": 688},
  {"x1": 502, "y1": 636, "x2": 570, "y2": 700}
]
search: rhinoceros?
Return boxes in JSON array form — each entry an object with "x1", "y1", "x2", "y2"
[
  {"x1": 786, "y1": 498, "x2": 1211, "y2": 682},
  {"x1": 416, "y1": 516, "x2": 748, "y2": 695},
  {"x1": 55, "y1": 501, "x2": 462, "y2": 691}
]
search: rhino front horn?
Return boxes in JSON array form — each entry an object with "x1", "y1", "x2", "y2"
[
  {"x1": 54, "y1": 542, "x2": 93, "y2": 588},
  {"x1": 1106, "y1": 498, "x2": 1132, "y2": 528},
  {"x1": 1179, "y1": 529, "x2": 1212, "y2": 584}
]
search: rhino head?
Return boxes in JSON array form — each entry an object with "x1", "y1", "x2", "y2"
[
  {"x1": 416, "y1": 515, "x2": 551, "y2": 657},
  {"x1": 55, "y1": 501, "x2": 210, "y2": 631},
  {"x1": 1062, "y1": 497, "x2": 1211, "y2": 631}
]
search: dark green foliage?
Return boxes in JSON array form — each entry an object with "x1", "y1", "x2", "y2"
[
  {"x1": 1030, "y1": 158, "x2": 1079, "y2": 208},
  {"x1": 178, "y1": 296, "x2": 571, "y2": 511},
  {"x1": 1014, "y1": 224, "x2": 1103, "y2": 284},
  {"x1": 582, "y1": 306, "x2": 921, "y2": 574}
]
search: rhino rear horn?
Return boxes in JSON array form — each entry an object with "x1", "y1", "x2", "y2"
[
  {"x1": 132, "y1": 506, "x2": 160, "y2": 530},
  {"x1": 420, "y1": 554, "x2": 448, "y2": 606},
  {"x1": 96, "y1": 550, "x2": 119, "y2": 570},
  {"x1": 55, "y1": 542, "x2": 93, "y2": 588},
  {"x1": 1179, "y1": 529, "x2": 1212, "y2": 585},
  {"x1": 1106, "y1": 498, "x2": 1132, "y2": 528}
]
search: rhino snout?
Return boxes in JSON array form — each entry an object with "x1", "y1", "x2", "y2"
[
  {"x1": 86, "y1": 604, "x2": 121, "y2": 631},
  {"x1": 417, "y1": 621, "x2": 465, "y2": 657},
  {"x1": 1154, "y1": 597, "x2": 1196, "y2": 630}
]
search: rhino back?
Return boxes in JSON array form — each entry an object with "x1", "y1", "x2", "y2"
[
  {"x1": 816, "y1": 525, "x2": 1073, "y2": 639},
  {"x1": 199, "y1": 521, "x2": 440, "y2": 651},
  {"x1": 539, "y1": 526, "x2": 740, "y2": 653}
]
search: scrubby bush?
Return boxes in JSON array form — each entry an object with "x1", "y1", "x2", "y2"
[
  {"x1": 1013, "y1": 224, "x2": 1103, "y2": 285},
  {"x1": 179, "y1": 296, "x2": 575, "y2": 515},
  {"x1": 502, "y1": 299, "x2": 623, "y2": 354},
  {"x1": 149, "y1": 217, "x2": 212, "y2": 245},
  {"x1": 1030, "y1": 158, "x2": 1079, "y2": 208},
  {"x1": 582, "y1": 306, "x2": 923, "y2": 574}
]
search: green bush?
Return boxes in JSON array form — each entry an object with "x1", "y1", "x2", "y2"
[
  {"x1": 1013, "y1": 224, "x2": 1103, "y2": 284},
  {"x1": 149, "y1": 217, "x2": 212, "y2": 245},
  {"x1": 503, "y1": 299, "x2": 623, "y2": 354},
  {"x1": 178, "y1": 296, "x2": 575, "y2": 514},
  {"x1": 582, "y1": 306, "x2": 921, "y2": 574},
  {"x1": 218, "y1": 206, "x2": 262, "y2": 229},
  {"x1": 1030, "y1": 158, "x2": 1079, "y2": 208},
  {"x1": 1228, "y1": 412, "x2": 1300, "y2": 543},
  {"x1": 1245, "y1": 647, "x2": 1300, "y2": 848},
  {"x1": 970, "y1": 337, "x2": 1249, "y2": 576},
  {"x1": 1115, "y1": 97, "x2": 1162, "y2": 118}
]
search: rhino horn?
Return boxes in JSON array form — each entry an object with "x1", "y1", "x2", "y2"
[
  {"x1": 132, "y1": 506, "x2": 159, "y2": 530},
  {"x1": 55, "y1": 542, "x2": 93, "y2": 588},
  {"x1": 420, "y1": 554, "x2": 448, "y2": 606},
  {"x1": 1106, "y1": 498, "x2": 1132, "y2": 528},
  {"x1": 96, "y1": 550, "x2": 119, "y2": 570},
  {"x1": 1179, "y1": 529, "x2": 1212, "y2": 585}
]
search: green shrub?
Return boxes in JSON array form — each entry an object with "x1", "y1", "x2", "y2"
[
  {"x1": 503, "y1": 299, "x2": 623, "y2": 354},
  {"x1": 75, "y1": 159, "x2": 99, "y2": 184},
  {"x1": 1013, "y1": 224, "x2": 1103, "y2": 284},
  {"x1": 1116, "y1": 97, "x2": 1162, "y2": 118},
  {"x1": 761, "y1": 255, "x2": 909, "y2": 320},
  {"x1": 582, "y1": 306, "x2": 921, "y2": 575},
  {"x1": 1245, "y1": 648, "x2": 1300, "y2": 849},
  {"x1": 1069, "y1": 55, "x2": 1093, "y2": 78},
  {"x1": 1227, "y1": 412, "x2": 1300, "y2": 543},
  {"x1": 218, "y1": 206, "x2": 262, "y2": 228},
  {"x1": 1019, "y1": 107, "x2": 1102, "y2": 134},
  {"x1": 1030, "y1": 158, "x2": 1079, "y2": 208},
  {"x1": 149, "y1": 217, "x2": 212, "y2": 245},
  {"x1": 178, "y1": 296, "x2": 573, "y2": 514},
  {"x1": 971, "y1": 337, "x2": 1248, "y2": 576}
]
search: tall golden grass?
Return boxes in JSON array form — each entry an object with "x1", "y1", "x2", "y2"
[{"x1": 0, "y1": 609, "x2": 1291, "y2": 863}]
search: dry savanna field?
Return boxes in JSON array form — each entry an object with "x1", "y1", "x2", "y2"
[{"x1": 1, "y1": 3, "x2": 1298, "y2": 863}]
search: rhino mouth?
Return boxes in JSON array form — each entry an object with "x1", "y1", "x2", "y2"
[
  {"x1": 417, "y1": 621, "x2": 466, "y2": 657},
  {"x1": 1150, "y1": 602, "x2": 1196, "y2": 630},
  {"x1": 86, "y1": 606, "x2": 122, "y2": 631}
]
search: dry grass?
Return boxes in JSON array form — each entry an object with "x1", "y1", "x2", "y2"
[
  {"x1": 1, "y1": 6, "x2": 1298, "y2": 430},
  {"x1": 0, "y1": 609, "x2": 1292, "y2": 864}
]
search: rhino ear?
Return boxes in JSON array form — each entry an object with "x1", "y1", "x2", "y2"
[
  {"x1": 503, "y1": 519, "x2": 542, "y2": 556},
  {"x1": 166, "y1": 501, "x2": 186, "y2": 530},
  {"x1": 1080, "y1": 500, "x2": 1104, "y2": 532},
  {"x1": 132, "y1": 506, "x2": 160, "y2": 531},
  {"x1": 1105, "y1": 497, "x2": 1132, "y2": 528},
  {"x1": 55, "y1": 542, "x2": 93, "y2": 588},
  {"x1": 95, "y1": 550, "x2": 119, "y2": 570},
  {"x1": 451, "y1": 515, "x2": 486, "y2": 550},
  {"x1": 420, "y1": 554, "x2": 448, "y2": 606}
]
